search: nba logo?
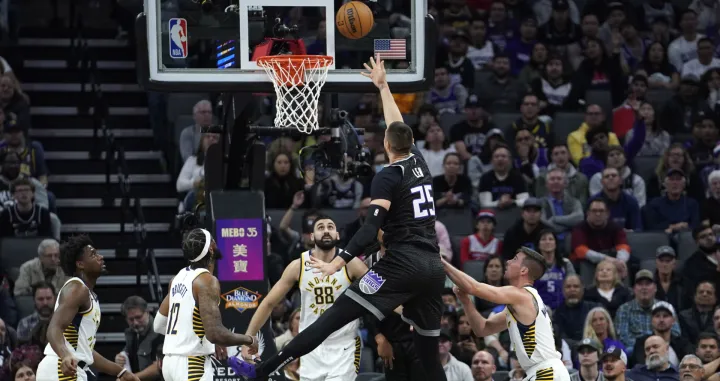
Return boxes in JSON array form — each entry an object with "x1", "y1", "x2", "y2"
[{"x1": 169, "y1": 18, "x2": 188, "y2": 59}]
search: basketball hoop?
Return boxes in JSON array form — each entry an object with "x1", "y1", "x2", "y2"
[{"x1": 257, "y1": 55, "x2": 334, "y2": 134}]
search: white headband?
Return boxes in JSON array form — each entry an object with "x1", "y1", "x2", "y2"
[{"x1": 189, "y1": 228, "x2": 212, "y2": 262}]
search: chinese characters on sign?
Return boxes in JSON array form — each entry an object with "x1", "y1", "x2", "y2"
[{"x1": 216, "y1": 219, "x2": 265, "y2": 281}]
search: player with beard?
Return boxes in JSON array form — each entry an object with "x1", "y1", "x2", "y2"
[
  {"x1": 36, "y1": 235, "x2": 140, "y2": 381},
  {"x1": 239, "y1": 214, "x2": 368, "y2": 381},
  {"x1": 601, "y1": 347, "x2": 631, "y2": 381}
]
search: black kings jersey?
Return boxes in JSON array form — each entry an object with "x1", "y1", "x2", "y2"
[{"x1": 370, "y1": 146, "x2": 438, "y2": 253}]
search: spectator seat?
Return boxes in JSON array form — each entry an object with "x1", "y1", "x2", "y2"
[
  {"x1": 640, "y1": 258, "x2": 685, "y2": 274},
  {"x1": 490, "y1": 113, "x2": 521, "y2": 137},
  {"x1": 356, "y1": 373, "x2": 385, "y2": 381},
  {"x1": 645, "y1": 89, "x2": 675, "y2": 107},
  {"x1": 463, "y1": 260, "x2": 485, "y2": 282},
  {"x1": 553, "y1": 112, "x2": 585, "y2": 141},
  {"x1": 494, "y1": 371, "x2": 509, "y2": 380},
  {"x1": 437, "y1": 208, "x2": 473, "y2": 236},
  {"x1": 438, "y1": 113, "x2": 466, "y2": 136},
  {"x1": 632, "y1": 156, "x2": 661, "y2": 183},
  {"x1": 0, "y1": 237, "x2": 49, "y2": 282},
  {"x1": 15, "y1": 295, "x2": 34, "y2": 320},
  {"x1": 402, "y1": 114, "x2": 417, "y2": 127},
  {"x1": 359, "y1": 347, "x2": 375, "y2": 373},
  {"x1": 493, "y1": 208, "x2": 521, "y2": 233},
  {"x1": 166, "y1": 93, "x2": 209, "y2": 122},
  {"x1": 675, "y1": 231, "x2": 698, "y2": 261},
  {"x1": 50, "y1": 213, "x2": 61, "y2": 240},
  {"x1": 173, "y1": 115, "x2": 195, "y2": 148},
  {"x1": 626, "y1": 232, "x2": 669, "y2": 261}
]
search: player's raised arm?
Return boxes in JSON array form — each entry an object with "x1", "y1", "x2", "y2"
[
  {"x1": 194, "y1": 273, "x2": 255, "y2": 347},
  {"x1": 441, "y1": 258, "x2": 531, "y2": 306},
  {"x1": 245, "y1": 260, "x2": 300, "y2": 338},
  {"x1": 362, "y1": 57, "x2": 403, "y2": 126},
  {"x1": 47, "y1": 281, "x2": 88, "y2": 376},
  {"x1": 345, "y1": 256, "x2": 370, "y2": 280},
  {"x1": 454, "y1": 287, "x2": 507, "y2": 337}
]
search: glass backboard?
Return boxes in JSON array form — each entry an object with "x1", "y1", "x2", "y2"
[{"x1": 136, "y1": 0, "x2": 435, "y2": 92}]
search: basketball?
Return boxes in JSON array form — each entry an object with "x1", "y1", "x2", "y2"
[{"x1": 336, "y1": 1, "x2": 374, "y2": 40}]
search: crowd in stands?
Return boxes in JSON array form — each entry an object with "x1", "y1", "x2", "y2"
[{"x1": 3, "y1": 0, "x2": 720, "y2": 379}]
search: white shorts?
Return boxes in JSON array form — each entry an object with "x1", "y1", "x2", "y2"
[
  {"x1": 162, "y1": 354, "x2": 213, "y2": 381},
  {"x1": 36, "y1": 356, "x2": 90, "y2": 381},
  {"x1": 523, "y1": 358, "x2": 571, "y2": 381},
  {"x1": 298, "y1": 337, "x2": 361, "y2": 381}
]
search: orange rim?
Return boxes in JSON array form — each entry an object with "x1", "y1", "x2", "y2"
[{"x1": 256, "y1": 55, "x2": 334, "y2": 69}]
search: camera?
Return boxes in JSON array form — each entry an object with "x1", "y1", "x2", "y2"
[
  {"x1": 175, "y1": 203, "x2": 206, "y2": 235},
  {"x1": 301, "y1": 109, "x2": 372, "y2": 180},
  {"x1": 273, "y1": 18, "x2": 299, "y2": 39}
]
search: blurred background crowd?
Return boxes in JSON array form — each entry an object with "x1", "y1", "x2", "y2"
[{"x1": 1, "y1": 0, "x2": 720, "y2": 380}]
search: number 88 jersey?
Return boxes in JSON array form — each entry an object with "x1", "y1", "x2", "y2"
[
  {"x1": 162, "y1": 267, "x2": 216, "y2": 357},
  {"x1": 298, "y1": 250, "x2": 359, "y2": 343}
]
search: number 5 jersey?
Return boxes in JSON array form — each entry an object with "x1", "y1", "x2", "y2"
[{"x1": 162, "y1": 267, "x2": 216, "y2": 357}]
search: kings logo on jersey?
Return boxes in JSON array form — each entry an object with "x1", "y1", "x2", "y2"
[
  {"x1": 359, "y1": 271, "x2": 386, "y2": 295},
  {"x1": 168, "y1": 18, "x2": 188, "y2": 59},
  {"x1": 221, "y1": 286, "x2": 262, "y2": 313}
]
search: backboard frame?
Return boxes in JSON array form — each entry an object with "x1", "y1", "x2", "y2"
[{"x1": 135, "y1": 8, "x2": 436, "y2": 93}]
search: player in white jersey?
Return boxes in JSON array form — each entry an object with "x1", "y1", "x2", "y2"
[
  {"x1": 236, "y1": 214, "x2": 368, "y2": 381},
  {"x1": 37, "y1": 235, "x2": 140, "y2": 381},
  {"x1": 443, "y1": 247, "x2": 571, "y2": 381},
  {"x1": 154, "y1": 228, "x2": 255, "y2": 381}
]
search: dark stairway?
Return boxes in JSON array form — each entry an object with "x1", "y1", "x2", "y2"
[{"x1": 11, "y1": 27, "x2": 181, "y2": 358}]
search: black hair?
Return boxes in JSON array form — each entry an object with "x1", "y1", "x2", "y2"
[
  {"x1": 311, "y1": 213, "x2": 335, "y2": 231},
  {"x1": 10, "y1": 178, "x2": 34, "y2": 194},
  {"x1": 493, "y1": 52, "x2": 510, "y2": 61},
  {"x1": 60, "y1": 234, "x2": 94, "y2": 276},
  {"x1": 386, "y1": 121, "x2": 414, "y2": 155},
  {"x1": 697, "y1": 37, "x2": 713, "y2": 47},
  {"x1": 441, "y1": 287, "x2": 455, "y2": 297},
  {"x1": 491, "y1": 143, "x2": 512, "y2": 156},
  {"x1": 182, "y1": 228, "x2": 215, "y2": 269},
  {"x1": 585, "y1": 127, "x2": 609, "y2": 145},
  {"x1": 442, "y1": 152, "x2": 461, "y2": 165},
  {"x1": 483, "y1": 256, "x2": 507, "y2": 286},
  {"x1": 518, "y1": 247, "x2": 547, "y2": 281},
  {"x1": 697, "y1": 332, "x2": 720, "y2": 347},
  {"x1": 31, "y1": 281, "x2": 55, "y2": 298},
  {"x1": 586, "y1": 197, "x2": 610, "y2": 213},
  {"x1": 550, "y1": 143, "x2": 570, "y2": 155}
]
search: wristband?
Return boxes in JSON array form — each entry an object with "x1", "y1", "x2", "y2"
[{"x1": 117, "y1": 369, "x2": 127, "y2": 378}]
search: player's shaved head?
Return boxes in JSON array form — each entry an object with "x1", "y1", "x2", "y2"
[
  {"x1": 385, "y1": 121, "x2": 413, "y2": 155},
  {"x1": 518, "y1": 247, "x2": 547, "y2": 282}
]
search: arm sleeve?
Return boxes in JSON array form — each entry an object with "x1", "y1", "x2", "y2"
[
  {"x1": 623, "y1": 119, "x2": 647, "y2": 161},
  {"x1": 343, "y1": 168, "x2": 402, "y2": 259},
  {"x1": 629, "y1": 199, "x2": 644, "y2": 232}
]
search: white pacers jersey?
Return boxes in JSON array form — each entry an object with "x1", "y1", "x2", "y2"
[
  {"x1": 505, "y1": 286, "x2": 561, "y2": 370},
  {"x1": 43, "y1": 278, "x2": 101, "y2": 364},
  {"x1": 298, "y1": 250, "x2": 359, "y2": 343},
  {"x1": 162, "y1": 267, "x2": 215, "y2": 356}
]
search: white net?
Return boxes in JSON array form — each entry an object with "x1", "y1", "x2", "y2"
[{"x1": 257, "y1": 55, "x2": 334, "y2": 134}]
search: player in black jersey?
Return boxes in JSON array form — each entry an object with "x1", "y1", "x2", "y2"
[{"x1": 228, "y1": 57, "x2": 447, "y2": 381}]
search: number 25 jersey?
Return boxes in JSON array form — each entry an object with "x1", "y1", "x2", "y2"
[
  {"x1": 162, "y1": 267, "x2": 216, "y2": 356},
  {"x1": 374, "y1": 147, "x2": 438, "y2": 253}
]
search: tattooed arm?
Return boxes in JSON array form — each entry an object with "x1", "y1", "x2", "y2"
[{"x1": 194, "y1": 273, "x2": 254, "y2": 346}]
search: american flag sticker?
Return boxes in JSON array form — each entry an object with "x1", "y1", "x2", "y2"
[{"x1": 374, "y1": 39, "x2": 407, "y2": 60}]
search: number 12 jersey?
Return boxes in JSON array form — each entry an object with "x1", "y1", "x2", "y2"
[{"x1": 162, "y1": 267, "x2": 215, "y2": 357}]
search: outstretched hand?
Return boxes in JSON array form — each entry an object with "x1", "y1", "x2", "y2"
[
  {"x1": 361, "y1": 57, "x2": 388, "y2": 89},
  {"x1": 308, "y1": 256, "x2": 341, "y2": 278}
]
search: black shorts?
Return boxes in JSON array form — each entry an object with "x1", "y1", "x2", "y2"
[{"x1": 343, "y1": 248, "x2": 445, "y2": 336}]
